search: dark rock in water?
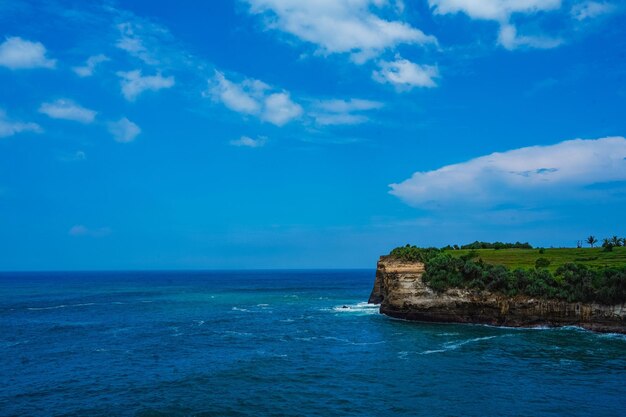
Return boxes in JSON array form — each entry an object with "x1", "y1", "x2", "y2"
[{"x1": 369, "y1": 256, "x2": 626, "y2": 334}]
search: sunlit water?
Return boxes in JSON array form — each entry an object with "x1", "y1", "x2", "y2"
[{"x1": 1, "y1": 270, "x2": 624, "y2": 416}]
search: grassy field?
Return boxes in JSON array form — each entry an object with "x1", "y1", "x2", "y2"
[{"x1": 445, "y1": 247, "x2": 626, "y2": 272}]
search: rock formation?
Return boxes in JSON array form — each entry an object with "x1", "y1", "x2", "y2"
[{"x1": 369, "y1": 256, "x2": 626, "y2": 334}]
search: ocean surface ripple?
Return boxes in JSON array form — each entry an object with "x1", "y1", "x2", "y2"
[{"x1": 1, "y1": 270, "x2": 625, "y2": 416}]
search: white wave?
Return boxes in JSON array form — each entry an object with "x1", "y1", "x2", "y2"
[
  {"x1": 419, "y1": 349, "x2": 448, "y2": 355},
  {"x1": 321, "y1": 336, "x2": 350, "y2": 343},
  {"x1": 559, "y1": 325, "x2": 591, "y2": 333},
  {"x1": 444, "y1": 335, "x2": 497, "y2": 349},
  {"x1": 294, "y1": 336, "x2": 316, "y2": 341},
  {"x1": 256, "y1": 351, "x2": 288, "y2": 358},
  {"x1": 231, "y1": 307, "x2": 250, "y2": 312},
  {"x1": 420, "y1": 335, "x2": 498, "y2": 355},
  {"x1": 351, "y1": 340, "x2": 386, "y2": 346},
  {"x1": 331, "y1": 302, "x2": 380, "y2": 315},
  {"x1": 599, "y1": 332, "x2": 626, "y2": 341},
  {"x1": 27, "y1": 305, "x2": 68, "y2": 311},
  {"x1": 2, "y1": 340, "x2": 27, "y2": 348},
  {"x1": 26, "y1": 302, "x2": 96, "y2": 311},
  {"x1": 320, "y1": 335, "x2": 386, "y2": 346},
  {"x1": 223, "y1": 330, "x2": 253, "y2": 337}
]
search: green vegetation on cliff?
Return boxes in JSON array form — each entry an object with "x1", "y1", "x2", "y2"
[
  {"x1": 449, "y1": 247, "x2": 626, "y2": 272},
  {"x1": 388, "y1": 244, "x2": 626, "y2": 305}
]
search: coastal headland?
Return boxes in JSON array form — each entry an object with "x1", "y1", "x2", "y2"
[{"x1": 370, "y1": 246, "x2": 626, "y2": 333}]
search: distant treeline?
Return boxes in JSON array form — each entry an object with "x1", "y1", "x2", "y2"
[
  {"x1": 443, "y1": 241, "x2": 533, "y2": 250},
  {"x1": 388, "y1": 246, "x2": 626, "y2": 305}
]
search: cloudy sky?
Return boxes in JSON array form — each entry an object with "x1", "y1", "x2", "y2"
[{"x1": 1, "y1": 0, "x2": 625, "y2": 270}]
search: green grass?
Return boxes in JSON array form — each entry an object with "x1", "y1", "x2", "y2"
[{"x1": 445, "y1": 247, "x2": 626, "y2": 272}]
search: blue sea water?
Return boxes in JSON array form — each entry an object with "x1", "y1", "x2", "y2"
[{"x1": 1, "y1": 270, "x2": 625, "y2": 417}]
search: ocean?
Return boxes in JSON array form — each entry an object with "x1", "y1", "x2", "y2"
[{"x1": 1, "y1": 270, "x2": 624, "y2": 416}]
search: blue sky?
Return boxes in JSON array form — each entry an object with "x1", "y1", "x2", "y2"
[{"x1": 1, "y1": 0, "x2": 625, "y2": 270}]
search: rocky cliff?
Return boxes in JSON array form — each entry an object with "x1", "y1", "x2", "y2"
[{"x1": 369, "y1": 256, "x2": 626, "y2": 334}]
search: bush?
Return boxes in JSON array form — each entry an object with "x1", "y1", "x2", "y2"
[
  {"x1": 422, "y1": 254, "x2": 463, "y2": 292},
  {"x1": 556, "y1": 264, "x2": 597, "y2": 302},
  {"x1": 535, "y1": 258, "x2": 551, "y2": 269},
  {"x1": 389, "y1": 245, "x2": 441, "y2": 262},
  {"x1": 460, "y1": 241, "x2": 533, "y2": 250}
]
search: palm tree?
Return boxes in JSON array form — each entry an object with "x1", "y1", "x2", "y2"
[
  {"x1": 611, "y1": 236, "x2": 622, "y2": 247},
  {"x1": 586, "y1": 235, "x2": 598, "y2": 248},
  {"x1": 602, "y1": 238, "x2": 614, "y2": 252}
]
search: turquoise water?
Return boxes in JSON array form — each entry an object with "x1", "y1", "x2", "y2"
[{"x1": 1, "y1": 270, "x2": 625, "y2": 416}]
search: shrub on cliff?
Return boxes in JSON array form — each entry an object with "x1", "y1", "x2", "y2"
[
  {"x1": 535, "y1": 258, "x2": 551, "y2": 269},
  {"x1": 389, "y1": 245, "x2": 441, "y2": 262},
  {"x1": 595, "y1": 268, "x2": 626, "y2": 304},
  {"x1": 460, "y1": 241, "x2": 533, "y2": 250},
  {"x1": 422, "y1": 254, "x2": 464, "y2": 291},
  {"x1": 556, "y1": 263, "x2": 596, "y2": 302}
]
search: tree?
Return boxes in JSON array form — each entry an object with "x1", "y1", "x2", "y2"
[
  {"x1": 611, "y1": 236, "x2": 622, "y2": 247},
  {"x1": 586, "y1": 235, "x2": 598, "y2": 248},
  {"x1": 602, "y1": 238, "x2": 614, "y2": 252}
]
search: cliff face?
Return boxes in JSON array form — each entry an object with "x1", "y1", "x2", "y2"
[{"x1": 369, "y1": 256, "x2": 626, "y2": 334}]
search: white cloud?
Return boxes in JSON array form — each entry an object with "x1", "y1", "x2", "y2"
[
  {"x1": 428, "y1": 0, "x2": 563, "y2": 49},
  {"x1": 263, "y1": 92, "x2": 303, "y2": 125},
  {"x1": 571, "y1": 1, "x2": 616, "y2": 20},
  {"x1": 117, "y1": 70, "x2": 175, "y2": 101},
  {"x1": 244, "y1": 0, "x2": 436, "y2": 62},
  {"x1": 497, "y1": 23, "x2": 562, "y2": 49},
  {"x1": 230, "y1": 136, "x2": 267, "y2": 148},
  {"x1": 0, "y1": 36, "x2": 56, "y2": 69},
  {"x1": 429, "y1": 0, "x2": 562, "y2": 21},
  {"x1": 390, "y1": 137, "x2": 626, "y2": 208},
  {"x1": 108, "y1": 117, "x2": 141, "y2": 143},
  {"x1": 68, "y1": 225, "x2": 111, "y2": 237},
  {"x1": 72, "y1": 54, "x2": 109, "y2": 77},
  {"x1": 116, "y1": 22, "x2": 157, "y2": 65},
  {"x1": 39, "y1": 99, "x2": 97, "y2": 123},
  {"x1": 311, "y1": 98, "x2": 383, "y2": 125},
  {"x1": 210, "y1": 71, "x2": 265, "y2": 115},
  {"x1": 315, "y1": 98, "x2": 383, "y2": 114},
  {"x1": 208, "y1": 71, "x2": 302, "y2": 126},
  {"x1": 0, "y1": 109, "x2": 42, "y2": 138},
  {"x1": 373, "y1": 57, "x2": 439, "y2": 90},
  {"x1": 111, "y1": 17, "x2": 198, "y2": 71}
]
